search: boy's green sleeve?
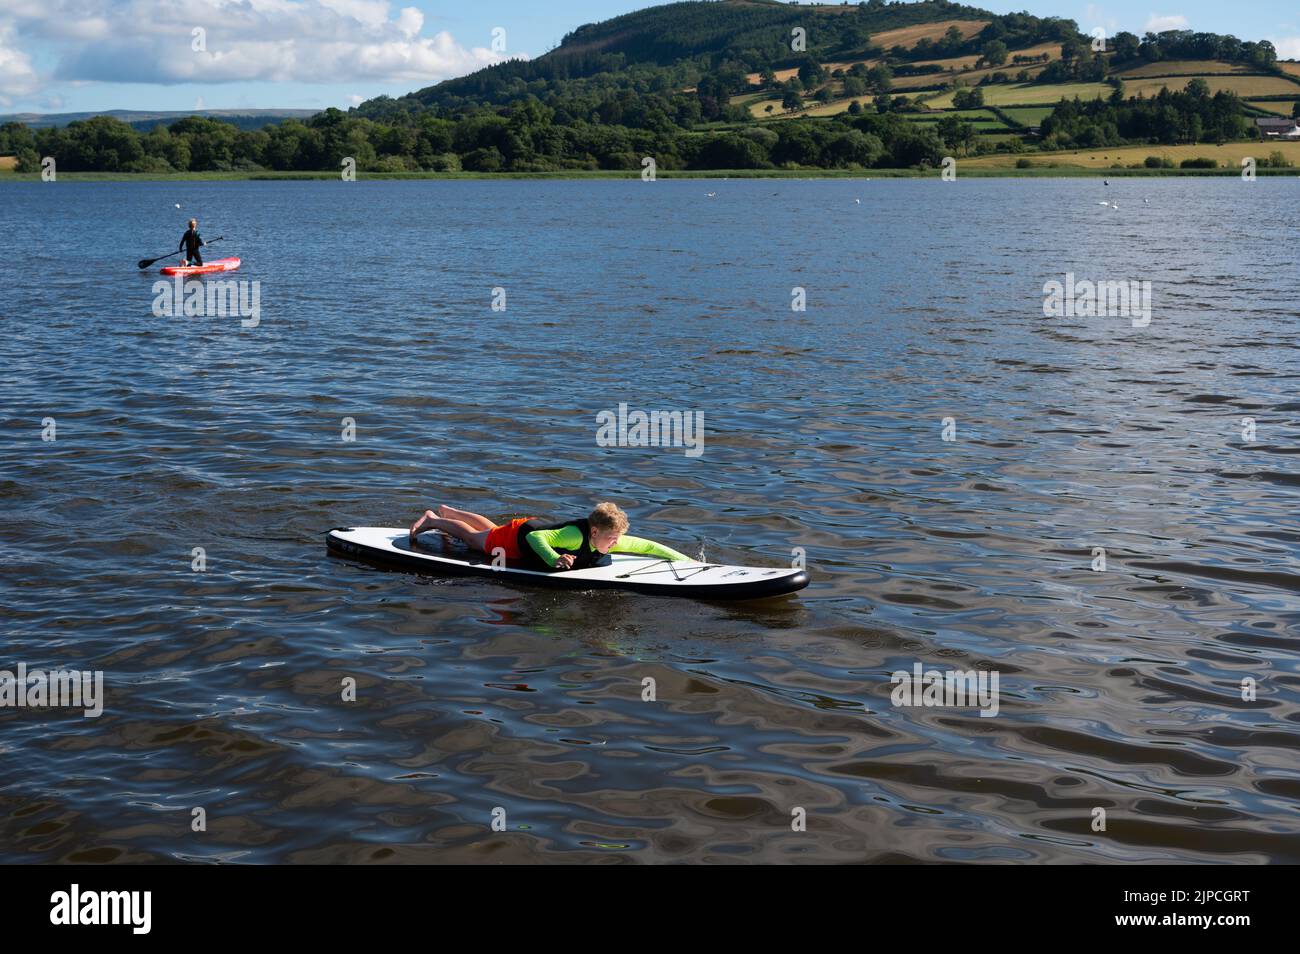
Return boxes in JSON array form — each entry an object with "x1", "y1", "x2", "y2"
[
  {"x1": 612, "y1": 535, "x2": 690, "y2": 562},
  {"x1": 525, "y1": 525, "x2": 585, "y2": 567}
]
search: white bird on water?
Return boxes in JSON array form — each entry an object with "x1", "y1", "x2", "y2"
[{"x1": 705, "y1": 192, "x2": 717, "y2": 198}]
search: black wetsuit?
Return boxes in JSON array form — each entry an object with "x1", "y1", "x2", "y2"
[{"x1": 179, "y1": 228, "x2": 204, "y2": 266}]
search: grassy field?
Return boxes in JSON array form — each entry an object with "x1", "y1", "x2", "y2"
[
  {"x1": 1114, "y1": 60, "x2": 1254, "y2": 78},
  {"x1": 1248, "y1": 99, "x2": 1300, "y2": 116},
  {"x1": 768, "y1": 97, "x2": 1016, "y2": 124},
  {"x1": 1121, "y1": 74, "x2": 1300, "y2": 99},
  {"x1": 904, "y1": 109, "x2": 1010, "y2": 132},
  {"x1": 749, "y1": 96, "x2": 861, "y2": 119},
  {"x1": 998, "y1": 105, "x2": 1055, "y2": 125},
  {"x1": 916, "y1": 108, "x2": 1002, "y2": 120},
  {"x1": 792, "y1": 97, "x2": 860, "y2": 118},
  {"x1": 0, "y1": 156, "x2": 17, "y2": 172},
  {"x1": 925, "y1": 81, "x2": 1111, "y2": 108},
  {"x1": 870, "y1": 19, "x2": 989, "y2": 50},
  {"x1": 877, "y1": 41, "x2": 1058, "y2": 91},
  {"x1": 1278, "y1": 62, "x2": 1300, "y2": 78},
  {"x1": 743, "y1": 66, "x2": 800, "y2": 86},
  {"x1": 961, "y1": 140, "x2": 1300, "y2": 169},
  {"x1": 889, "y1": 70, "x2": 963, "y2": 91}
]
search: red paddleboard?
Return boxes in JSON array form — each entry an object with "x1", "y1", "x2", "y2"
[{"x1": 161, "y1": 257, "x2": 241, "y2": 276}]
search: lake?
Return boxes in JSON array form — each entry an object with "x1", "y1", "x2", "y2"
[{"x1": 2, "y1": 176, "x2": 1299, "y2": 863}]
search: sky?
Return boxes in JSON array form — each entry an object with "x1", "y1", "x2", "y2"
[{"x1": 1, "y1": 0, "x2": 1299, "y2": 115}]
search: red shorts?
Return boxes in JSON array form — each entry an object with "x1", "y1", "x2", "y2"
[{"x1": 484, "y1": 517, "x2": 535, "y2": 560}]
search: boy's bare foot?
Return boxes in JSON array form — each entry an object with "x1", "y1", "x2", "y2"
[{"x1": 409, "y1": 510, "x2": 436, "y2": 544}]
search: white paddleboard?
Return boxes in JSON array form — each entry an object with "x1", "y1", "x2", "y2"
[{"x1": 327, "y1": 527, "x2": 809, "y2": 600}]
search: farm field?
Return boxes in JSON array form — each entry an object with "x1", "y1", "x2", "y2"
[
  {"x1": 999, "y1": 105, "x2": 1055, "y2": 125},
  {"x1": 746, "y1": 58, "x2": 884, "y2": 86},
  {"x1": 1121, "y1": 74, "x2": 1300, "y2": 99},
  {"x1": 759, "y1": 67, "x2": 800, "y2": 84},
  {"x1": 916, "y1": 108, "x2": 1003, "y2": 120},
  {"x1": 0, "y1": 156, "x2": 18, "y2": 171},
  {"x1": 796, "y1": 97, "x2": 864, "y2": 118},
  {"x1": 925, "y1": 81, "x2": 1111, "y2": 108},
  {"x1": 904, "y1": 109, "x2": 1010, "y2": 132},
  {"x1": 889, "y1": 70, "x2": 966, "y2": 91},
  {"x1": 734, "y1": 44, "x2": 1299, "y2": 141},
  {"x1": 1114, "y1": 59, "x2": 1255, "y2": 78},
  {"x1": 886, "y1": 43, "x2": 1057, "y2": 91},
  {"x1": 869, "y1": 19, "x2": 989, "y2": 50},
  {"x1": 749, "y1": 95, "x2": 863, "y2": 119},
  {"x1": 961, "y1": 140, "x2": 1300, "y2": 168},
  {"x1": 1247, "y1": 99, "x2": 1300, "y2": 116}
]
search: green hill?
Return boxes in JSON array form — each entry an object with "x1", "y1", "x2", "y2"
[{"x1": 363, "y1": 0, "x2": 1008, "y2": 115}]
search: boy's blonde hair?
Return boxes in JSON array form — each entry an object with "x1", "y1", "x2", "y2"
[{"x1": 588, "y1": 502, "x2": 629, "y2": 534}]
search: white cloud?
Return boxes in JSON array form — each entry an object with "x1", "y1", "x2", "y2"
[
  {"x1": 1084, "y1": 5, "x2": 1118, "y2": 31},
  {"x1": 1, "y1": 0, "x2": 519, "y2": 97},
  {"x1": 1144, "y1": 14, "x2": 1190, "y2": 33},
  {"x1": 396, "y1": 6, "x2": 423, "y2": 40},
  {"x1": 1271, "y1": 36, "x2": 1300, "y2": 60},
  {"x1": 0, "y1": 24, "x2": 40, "y2": 107}
]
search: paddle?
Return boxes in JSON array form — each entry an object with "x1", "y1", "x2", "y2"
[{"x1": 137, "y1": 236, "x2": 225, "y2": 270}]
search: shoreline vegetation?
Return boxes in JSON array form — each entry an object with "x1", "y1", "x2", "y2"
[{"x1": 2, "y1": 164, "x2": 1299, "y2": 182}]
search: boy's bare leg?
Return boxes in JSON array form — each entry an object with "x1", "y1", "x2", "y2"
[
  {"x1": 409, "y1": 511, "x2": 490, "y2": 551},
  {"x1": 435, "y1": 505, "x2": 496, "y2": 532}
]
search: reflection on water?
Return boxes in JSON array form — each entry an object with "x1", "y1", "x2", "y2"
[{"x1": 1, "y1": 178, "x2": 1299, "y2": 863}]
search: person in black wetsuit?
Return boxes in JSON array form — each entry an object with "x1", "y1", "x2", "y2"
[{"x1": 179, "y1": 219, "x2": 204, "y2": 267}]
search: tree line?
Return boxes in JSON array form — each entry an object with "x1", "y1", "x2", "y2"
[
  {"x1": 1038, "y1": 82, "x2": 1254, "y2": 148},
  {"x1": 0, "y1": 105, "x2": 950, "y2": 173}
]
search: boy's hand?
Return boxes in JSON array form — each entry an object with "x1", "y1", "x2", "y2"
[{"x1": 554, "y1": 554, "x2": 575, "y2": 570}]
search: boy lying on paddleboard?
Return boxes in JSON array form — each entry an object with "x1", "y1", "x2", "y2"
[{"x1": 408, "y1": 501, "x2": 690, "y2": 570}]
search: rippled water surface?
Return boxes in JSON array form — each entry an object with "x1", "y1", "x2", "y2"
[{"x1": 2, "y1": 178, "x2": 1299, "y2": 863}]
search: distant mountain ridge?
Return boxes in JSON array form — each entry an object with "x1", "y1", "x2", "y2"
[{"x1": 0, "y1": 109, "x2": 320, "y2": 132}]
